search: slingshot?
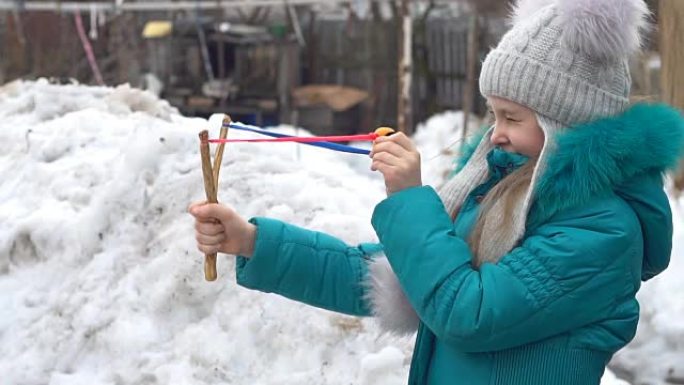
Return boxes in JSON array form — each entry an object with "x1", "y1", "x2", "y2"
[{"x1": 198, "y1": 119, "x2": 395, "y2": 281}]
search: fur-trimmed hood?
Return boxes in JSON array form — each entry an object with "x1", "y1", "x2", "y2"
[
  {"x1": 367, "y1": 103, "x2": 684, "y2": 335},
  {"x1": 534, "y1": 103, "x2": 684, "y2": 221},
  {"x1": 535, "y1": 103, "x2": 684, "y2": 280}
]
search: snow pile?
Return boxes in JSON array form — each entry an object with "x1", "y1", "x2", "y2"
[{"x1": 0, "y1": 79, "x2": 407, "y2": 385}]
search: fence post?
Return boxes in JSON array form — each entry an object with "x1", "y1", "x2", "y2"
[{"x1": 660, "y1": 0, "x2": 684, "y2": 109}]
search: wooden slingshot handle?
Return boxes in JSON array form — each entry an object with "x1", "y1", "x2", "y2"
[
  {"x1": 198, "y1": 116, "x2": 231, "y2": 282},
  {"x1": 199, "y1": 130, "x2": 218, "y2": 281}
]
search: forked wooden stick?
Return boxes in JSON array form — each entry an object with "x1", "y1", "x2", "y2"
[{"x1": 198, "y1": 115, "x2": 232, "y2": 282}]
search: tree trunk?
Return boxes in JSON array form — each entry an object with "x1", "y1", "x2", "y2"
[{"x1": 397, "y1": 0, "x2": 413, "y2": 134}]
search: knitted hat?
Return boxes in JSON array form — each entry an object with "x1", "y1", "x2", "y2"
[{"x1": 437, "y1": 0, "x2": 650, "y2": 265}]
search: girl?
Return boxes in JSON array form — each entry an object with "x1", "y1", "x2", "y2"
[{"x1": 189, "y1": 0, "x2": 684, "y2": 384}]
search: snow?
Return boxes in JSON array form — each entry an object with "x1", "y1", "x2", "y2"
[
  {"x1": 0, "y1": 79, "x2": 407, "y2": 385},
  {"x1": 0, "y1": 80, "x2": 680, "y2": 385}
]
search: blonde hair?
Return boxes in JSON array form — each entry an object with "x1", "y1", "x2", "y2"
[{"x1": 459, "y1": 160, "x2": 537, "y2": 266}]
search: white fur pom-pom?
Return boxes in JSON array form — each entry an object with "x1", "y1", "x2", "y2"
[
  {"x1": 556, "y1": 0, "x2": 650, "y2": 62},
  {"x1": 510, "y1": 0, "x2": 555, "y2": 26},
  {"x1": 363, "y1": 254, "x2": 419, "y2": 336}
]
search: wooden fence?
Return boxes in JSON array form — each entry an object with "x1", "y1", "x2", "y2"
[{"x1": 309, "y1": 15, "x2": 506, "y2": 132}]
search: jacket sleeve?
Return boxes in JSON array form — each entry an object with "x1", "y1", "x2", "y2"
[
  {"x1": 372, "y1": 186, "x2": 641, "y2": 352},
  {"x1": 235, "y1": 217, "x2": 380, "y2": 317}
]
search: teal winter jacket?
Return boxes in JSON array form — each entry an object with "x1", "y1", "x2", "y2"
[{"x1": 235, "y1": 104, "x2": 684, "y2": 385}]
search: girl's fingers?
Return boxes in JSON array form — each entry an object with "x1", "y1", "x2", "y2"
[
  {"x1": 372, "y1": 141, "x2": 409, "y2": 159},
  {"x1": 195, "y1": 216, "x2": 219, "y2": 225},
  {"x1": 190, "y1": 203, "x2": 237, "y2": 226},
  {"x1": 375, "y1": 133, "x2": 415, "y2": 152},
  {"x1": 187, "y1": 200, "x2": 207, "y2": 214},
  {"x1": 189, "y1": 204, "x2": 215, "y2": 221},
  {"x1": 189, "y1": 204, "x2": 230, "y2": 231},
  {"x1": 195, "y1": 221, "x2": 224, "y2": 236},
  {"x1": 196, "y1": 231, "x2": 225, "y2": 246},
  {"x1": 393, "y1": 134, "x2": 417, "y2": 152},
  {"x1": 371, "y1": 160, "x2": 396, "y2": 174},
  {"x1": 372, "y1": 151, "x2": 403, "y2": 167}
]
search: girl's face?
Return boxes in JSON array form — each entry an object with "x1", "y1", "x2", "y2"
[{"x1": 487, "y1": 96, "x2": 545, "y2": 158}]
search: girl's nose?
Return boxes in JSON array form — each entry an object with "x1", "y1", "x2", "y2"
[{"x1": 490, "y1": 127, "x2": 508, "y2": 146}]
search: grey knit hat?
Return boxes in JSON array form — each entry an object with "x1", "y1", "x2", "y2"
[
  {"x1": 437, "y1": 0, "x2": 651, "y2": 265},
  {"x1": 480, "y1": 0, "x2": 649, "y2": 126}
]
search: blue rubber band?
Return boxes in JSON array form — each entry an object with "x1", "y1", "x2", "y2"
[{"x1": 225, "y1": 122, "x2": 371, "y2": 155}]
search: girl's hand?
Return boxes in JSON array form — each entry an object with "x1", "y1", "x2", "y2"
[
  {"x1": 188, "y1": 201, "x2": 257, "y2": 258},
  {"x1": 370, "y1": 132, "x2": 422, "y2": 195}
]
